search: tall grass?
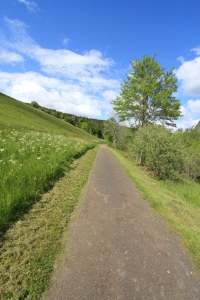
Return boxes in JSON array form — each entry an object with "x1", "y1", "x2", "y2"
[
  {"x1": 0, "y1": 128, "x2": 94, "y2": 231},
  {"x1": 162, "y1": 179, "x2": 200, "y2": 208}
]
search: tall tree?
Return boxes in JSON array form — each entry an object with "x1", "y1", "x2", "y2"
[{"x1": 112, "y1": 55, "x2": 182, "y2": 127}]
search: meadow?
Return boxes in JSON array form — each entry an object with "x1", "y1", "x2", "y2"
[{"x1": 0, "y1": 127, "x2": 95, "y2": 231}]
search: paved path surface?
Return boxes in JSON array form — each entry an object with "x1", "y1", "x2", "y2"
[{"x1": 48, "y1": 145, "x2": 200, "y2": 300}]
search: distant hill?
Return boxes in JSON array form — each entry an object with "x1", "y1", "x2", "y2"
[{"x1": 0, "y1": 92, "x2": 101, "y2": 141}]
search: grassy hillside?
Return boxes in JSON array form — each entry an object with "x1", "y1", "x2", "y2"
[{"x1": 0, "y1": 92, "x2": 99, "y2": 140}]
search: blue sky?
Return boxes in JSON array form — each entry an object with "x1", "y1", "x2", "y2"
[{"x1": 0, "y1": 0, "x2": 200, "y2": 128}]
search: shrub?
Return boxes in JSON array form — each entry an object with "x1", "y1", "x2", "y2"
[
  {"x1": 183, "y1": 147, "x2": 200, "y2": 180},
  {"x1": 30, "y1": 101, "x2": 39, "y2": 109},
  {"x1": 132, "y1": 125, "x2": 184, "y2": 180},
  {"x1": 180, "y1": 128, "x2": 200, "y2": 180}
]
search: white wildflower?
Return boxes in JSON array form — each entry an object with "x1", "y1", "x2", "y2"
[{"x1": 9, "y1": 159, "x2": 16, "y2": 164}]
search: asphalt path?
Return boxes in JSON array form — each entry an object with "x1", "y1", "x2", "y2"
[{"x1": 48, "y1": 145, "x2": 200, "y2": 300}]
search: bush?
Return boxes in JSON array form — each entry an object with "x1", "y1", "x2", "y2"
[
  {"x1": 132, "y1": 125, "x2": 184, "y2": 180},
  {"x1": 179, "y1": 128, "x2": 200, "y2": 180},
  {"x1": 30, "y1": 101, "x2": 39, "y2": 109},
  {"x1": 64, "y1": 116, "x2": 75, "y2": 125},
  {"x1": 183, "y1": 147, "x2": 200, "y2": 180}
]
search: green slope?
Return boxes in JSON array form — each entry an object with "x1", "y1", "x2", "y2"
[{"x1": 0, "y1": 93, "x2": 99, "y2": 140}]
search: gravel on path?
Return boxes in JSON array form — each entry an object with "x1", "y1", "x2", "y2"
[{"x1": 47, "y1": 145, "x2": 200, "y2": 300}]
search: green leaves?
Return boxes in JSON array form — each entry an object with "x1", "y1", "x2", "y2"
[
  {"x1": 30, "y1": 101, "x2": 39, "y2": 109},
  {"x1": 132, "y1": 125, "x2": 184, "y2": 181},
  {"x1": 112, "y1": 54, "x2": 182, "y2": 127}
]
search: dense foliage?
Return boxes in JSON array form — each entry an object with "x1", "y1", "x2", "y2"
[
  {"x1": 30, "y1": 101, "x2": 39, "y2": 108},
  {"x1": 131, "y1": 125, "x2": 184, "y2": 180},
  {"x1": 177, "y1": 127, "x2": 200, "y2": 180},
  {"x1": 125, "y1": 124, "x2": 200, "y2": 182}
]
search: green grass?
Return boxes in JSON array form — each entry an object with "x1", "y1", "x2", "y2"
[
  {"x1": 0, "y1": 92, "x2": 99, "y2": 141},
  {"x1": 0, "y1": 128, "x2": 95, "y2": 232},
  {"x1": 0, "y1": 92, "x2": 102, "y2": 231},
  {"x1": 0, "y1": 146, "x2": 99, "y2": 300},
  {"x1": 110, "y1": 148, "x2": 200, "y2": 269},
  {"x1": 162, "y1": 179, "x2": 200, "y2": 207}
]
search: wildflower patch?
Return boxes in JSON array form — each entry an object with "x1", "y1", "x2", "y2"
[{"x1": 0, "y1": 128, "x2": 95, "y2": 231}]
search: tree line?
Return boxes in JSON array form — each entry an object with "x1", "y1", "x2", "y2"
[{"x1": 30, "y1": 101, "x2": 105, "y2": 138}]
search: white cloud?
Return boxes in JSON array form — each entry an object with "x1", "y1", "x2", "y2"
[
  {"x1": 62, "y1": 38, "x2": 69, "y2": 46},
  {"x1": 0, "y1": 50, "x2": 24, "y2": 64},
  {"x1": 176, "y1": 99, "x2": 200, "y2": 129},
  {"x1": 0, "y1": 71, "x2": 117, "y2": 118},
  {"x1": 186, "y1": 99, "x2": 200, "y2": 116},
  {"x1": 175, "y1": 119, "x2": 199, "y2": 130},
  {"x1": 180, "y1": 105, "x2": 186, "y2": 116},
  {"x1": 102, "y1": 90, "x2": 117, "y2": 102},
  {"x1": 180, "y1": 99, "x2": 200, "y2": 119},
  {"x1": 0, "y1": 18, "x2": 120, "y2": 119},
  {"x1": 1, "y1": 18, "x2": 118, "y2": 88},
  {"x1": 177, "y1": 56, "x2": 185, "y2": 64},
  {"x1": 176, "y1": 47, "x2": 200, "y2": 96},
  {"x1": 17, "y1": 0, "x2": 39, "y2": 13},
  {"x1": 191, "y1": 46, "x2": 200, "y2": 55}
]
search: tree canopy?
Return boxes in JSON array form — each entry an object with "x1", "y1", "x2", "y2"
[
  {"x1": 30, "y1": 101, "x2": 39, "y2": 109},
  {"x1": 112, "y1": 55, "x2": 182, "y2": 127}
]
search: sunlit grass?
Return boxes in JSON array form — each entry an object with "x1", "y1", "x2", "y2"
[{"x1": 0, "y1": 128, "x2": 95, "y2": 230}]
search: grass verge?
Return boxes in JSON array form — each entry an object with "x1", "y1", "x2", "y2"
[
  {"x1": 0, "y1": 146, "x2": 99, "y2": 300},
  {"x1": 109, "y1": 148, "x2": 200, "y2": 269}
]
